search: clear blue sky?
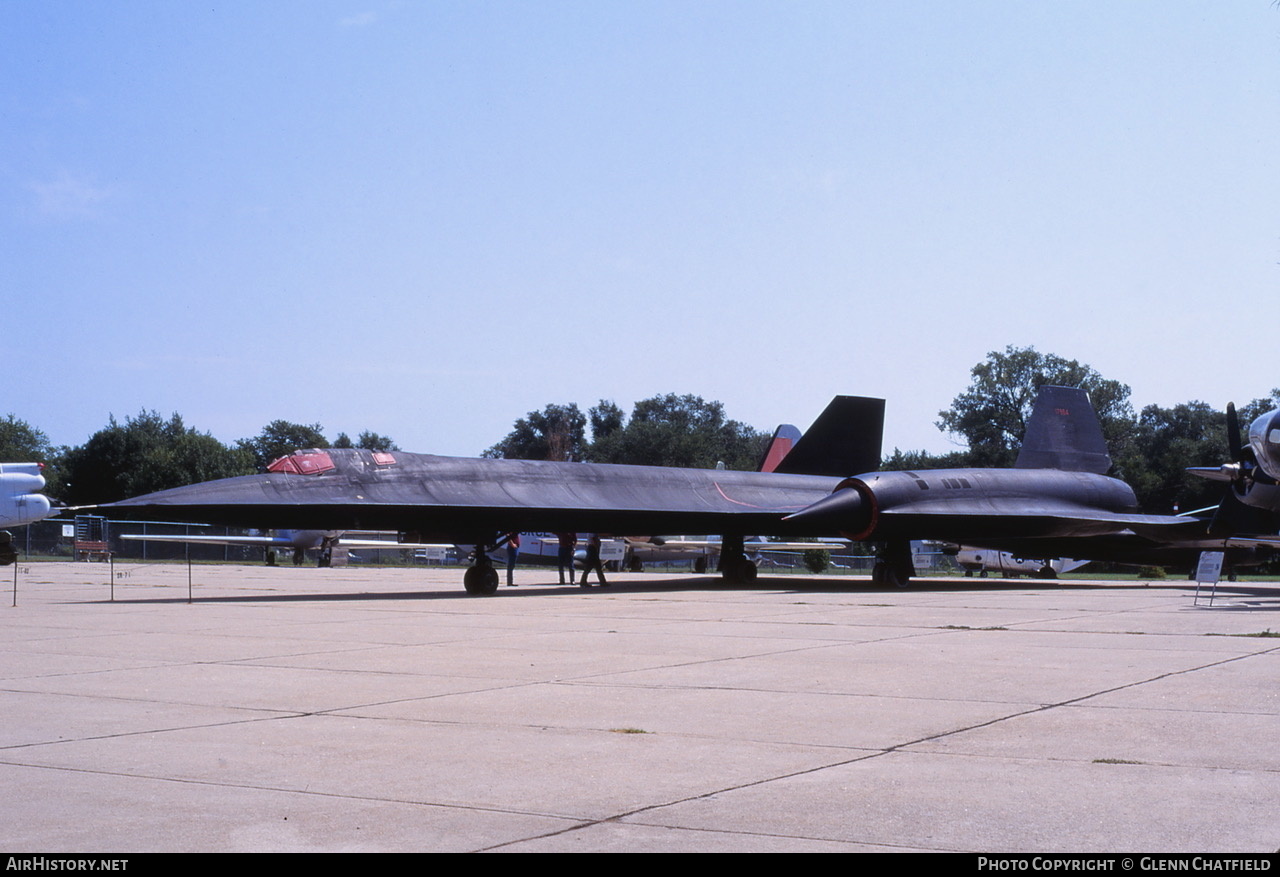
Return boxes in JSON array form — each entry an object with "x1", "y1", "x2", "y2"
[{"x1": 4, "y1": 1, "x2": 1277, "y2": 459}]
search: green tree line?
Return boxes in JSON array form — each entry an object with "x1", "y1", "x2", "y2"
[{"x1": 483, "y1": 393, "x2": 768, "y2": 471}]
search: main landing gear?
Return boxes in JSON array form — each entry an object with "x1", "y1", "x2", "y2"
[
  {"x1": 871, "y1": 541, "x2": 915, "y2": 588},
  {"x1": 718, "y1": 534, "x2": 758, "y2": 585},
  {"x1": 463, "y1": 540, "x2": 500, "y2": 595}
]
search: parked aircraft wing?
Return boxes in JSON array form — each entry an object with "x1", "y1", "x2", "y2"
[
  {"x1": 1224, "y1": 534, "x2": 1280, "y2": 549},
  {"x1": 121, "y1": 533, "x2": 286, "y2": 547},
  {"x1": 632, "y1": 537, "x2": 847, "y2": 551},
  {"x1": 120, "y1": 531, "x2": 452, "y2": 550}
]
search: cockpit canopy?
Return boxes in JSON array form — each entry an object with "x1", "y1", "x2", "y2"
[
  {"x1": 265, "y1": 448, "x2": 399, "y2": 475},
  {"x1": 266, "y1": 450, "x2": 336, "y2": 475}
]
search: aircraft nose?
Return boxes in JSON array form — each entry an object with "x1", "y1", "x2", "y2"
[
  {"x1": 784, "y1": 486, "x2": 868, "y2": 531},
  {"x1": 1250, "y1": 408, "x2": 1280, "y2": 478}
]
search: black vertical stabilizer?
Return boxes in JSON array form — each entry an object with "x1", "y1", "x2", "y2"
[
  {"x1": 1014, "y1": 386, "x2": 1111, "y2": 474},
  {"x1": 772, "y1": 396, "x2": 885, "y2": 477}
]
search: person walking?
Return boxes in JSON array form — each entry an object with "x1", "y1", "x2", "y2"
[
  {"x1": 556, "y1": 532, "x2": 577, "y2": 585},
  {"x1": 579, "y1": 533, "x2": 608, "y2": 588},
  {"x1": 499, "y1": 532, "x2": 520, "y2": 587}
]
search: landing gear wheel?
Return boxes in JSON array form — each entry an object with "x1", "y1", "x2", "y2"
[
  {"x1": 720, "y1": 558, "x2": 757, "y2": 585},
  {"x1": 464, "y1": 566, "x2": 500, "y2": 595},
  {"x1": 1037, "y1": 566, "x2": 1058, "y2": 580},
  {"x1": 716, "y1": 533, "x2": 754, "y2": 585},
  {"x1": 873, "y1": 560, "x2": 910, "y2": 588}
]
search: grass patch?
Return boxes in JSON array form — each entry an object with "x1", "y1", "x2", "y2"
[
  {"x1": 1092, "y1": 758, "x2": 1143, "y2": 765},
  {"x1": 610, "y1": 727, "x2": 649, "y2": 734}
]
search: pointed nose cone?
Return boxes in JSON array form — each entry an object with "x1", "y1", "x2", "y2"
[{"x1": 785, "y1": 487, "x2": 868, "y2": 531}]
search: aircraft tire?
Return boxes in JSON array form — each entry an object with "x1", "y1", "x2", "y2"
[
  {"x1": 1037, "y1": 566, "x2": 1058, "y2": 580},
  {"x1": 720, "y1": 558, "x2": 757, "y2": 585},
  {"x1": 464, "y1": 566, "x2": 500, "y2": 596},
  {"x1": 874, "y1": 561, "x2": 909, "y2": 588}
]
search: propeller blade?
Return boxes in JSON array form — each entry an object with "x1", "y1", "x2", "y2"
[{"x1": 1227, "y1": 402, "x2": 1242, "y2": 462}]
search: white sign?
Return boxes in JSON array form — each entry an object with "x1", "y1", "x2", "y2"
[{"x1": 1195, "y1": 551, "x2": 1224, "y2": 584}]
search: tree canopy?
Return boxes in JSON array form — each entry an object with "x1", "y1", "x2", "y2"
[
  {"x1": 60, "y1": 411, "x2": 253, "y2": 506},
  {"x1": 588, "y1": 394, "x2": 766, "y2": 470},
  {"x1": 936, "y1": 345, "x2": 1135, "y2": 469},
  {"x1": 0, "y1": 414, "x2": 55, "y2": 462},
  {"x1": 239, "y1": 420, "x2": 330, "y2": 471},
  {"x1": 0, "y1": 414, "x2": 62, "y2": 494},
  {"x1": 1113, "y1": 401, "x2": 1230, "y2": 514},
  {"x1": 487, "y1": 394, "x2": 768, "y2": 470},
  {"x1": 484, "y1": 403, "x2": 587, "y2": 462},
  {"x1": 334, "y1": 430, "x2": 400, "y2": 452}
]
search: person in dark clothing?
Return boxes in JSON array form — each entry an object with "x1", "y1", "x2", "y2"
[
  {"x1": 579, "y1": 533, "x2": 608, "y2": 588},
  {"x1": 499, "y1": 531, "x2": 520, "y2": 586},
  {"x1": 556, "y1": 532, "x2": 577, "y2": 585}
]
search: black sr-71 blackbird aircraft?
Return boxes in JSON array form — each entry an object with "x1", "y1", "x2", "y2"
[
  {"x1": 101, "y1": 397, "x2": 879, "y2": 592},
  {"x1": 103, "y1": 387, "x2": 1226, "y2": 593}
]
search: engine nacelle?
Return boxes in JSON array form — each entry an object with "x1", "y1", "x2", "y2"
[
  {"x1": 0, "y1": 463, "x2": 53, "y2": 528},
  {"x1": 1248, "y1": 408, "x2": 1280, "y2": 486}
]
